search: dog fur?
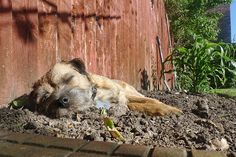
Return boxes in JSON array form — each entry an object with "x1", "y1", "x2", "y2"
[{"x1": 29, "y1": 58, "x2": 182, "y2": 118}]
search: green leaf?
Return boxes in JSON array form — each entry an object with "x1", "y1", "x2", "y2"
[
  {"x1": 108, "y1": 128, "x2": 125, "y2": 142},
  {"x1": 103, "y1": 117, "x2": 115, "y2": 129},
  {"x1": 102, "y1": 115, "x2": 125, "y2": 142},
  {"x1": 10, "y1": 100, "x2": 26, "y2": 109}
]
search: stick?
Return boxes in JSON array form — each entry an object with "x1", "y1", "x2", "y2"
[
  {"x1": 156, "y1": 36, "x2": 171, "y2": 91},
  {"x1": 165, "y1": 13, "x2": 175, "y2": 88}
]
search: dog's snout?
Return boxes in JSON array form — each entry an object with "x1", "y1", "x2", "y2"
[{"x1": 58, "y1": 96, "x2": 70, "y2": 108}]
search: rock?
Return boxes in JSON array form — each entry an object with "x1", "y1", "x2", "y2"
[
  {"x1": 210, "y1": 138, "x2": 229, "y2": 151},
  {"x1": 196, "y1": 134, "x2": 207, "y2": 143},
  {"x1": 139, "y1": 119, "x2": 148, "y2": 126},
  {"x1": 216, "y1": 123, "x2": 225, "y2": 133},
  {"x1": 108, "y1": 103, "x2": 128, "y2": 117},
  {"x1": 230, "y1": 152, "x2": 236, "y2": 157},
  {"x1": 225, "y1": 135, "x2": 233, "y2": 144},
  {"x1": 130, "y1": 127, "x2": 142, "y2": 136},
  {"x1": 83, "y1": 133, "x2": 96, "y2": 141},
  {"x1": 193, "y1": 99, "x2": 209, "y2": 118},
  {"x1": 23, "y1": 122, "x2": 36, "y2": 130}
]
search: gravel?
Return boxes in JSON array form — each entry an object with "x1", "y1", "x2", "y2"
[{"x1": 0, "y1": 91, "x2": 235, "y2": 152}]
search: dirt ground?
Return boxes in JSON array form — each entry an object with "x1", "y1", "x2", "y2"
[{"x1": 0, "y1": 91, "x2": 235, "y2": 153}]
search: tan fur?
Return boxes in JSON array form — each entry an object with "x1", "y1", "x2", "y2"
[
  {"x1": 32, "y1": 59, "x2": 182, "y2": 117},
  {"x1": 127, "y1": 96, "x2": 181, "y2": 116}
]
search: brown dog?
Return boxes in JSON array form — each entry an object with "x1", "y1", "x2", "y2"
[{"x1": 29, "y1": 58, "x2": 182, "y2": 118}]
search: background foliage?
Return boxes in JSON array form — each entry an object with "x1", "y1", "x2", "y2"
[
  {"x1": 164, "y1": 0, "x2": 236, "y2": 92},
  {"x1": 171, "y1": 36, "x2": 236, "y2": 92},
  {"x1": 165, "y1": 0, "x2": 232, "y2": 47}
]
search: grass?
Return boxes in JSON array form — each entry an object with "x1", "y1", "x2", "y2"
[{"x1": 210, "y1": 88, "x2": 236, "y2": 98}]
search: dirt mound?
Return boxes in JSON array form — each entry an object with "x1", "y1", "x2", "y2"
[{"x1": 0, "y1": 91, "x2": 235, "y2": 152}]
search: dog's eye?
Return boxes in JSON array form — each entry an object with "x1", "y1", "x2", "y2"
[
  {"x1": 63, "y1": 75, "x2": 74, "y2": 84},
  {"x1": 41, "y1": 93, "x2": 50, "y2": 102}
]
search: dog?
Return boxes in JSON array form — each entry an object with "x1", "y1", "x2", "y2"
[{"x1": 28, "y1": 58, "x2": 182, "y2": 118}]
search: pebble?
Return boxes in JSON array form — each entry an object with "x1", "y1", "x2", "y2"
[{"x1": 195, "y1": 99, "x2": 209, "y2": 118}]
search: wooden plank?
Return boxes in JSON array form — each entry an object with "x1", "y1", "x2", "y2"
[
  {"x1": 146, "y1": 0, "x2": 152, "y2": 90},
  {"x1": 129, "y1": 0, "x2": 135, "y2": 86},
  {"x1": 155, "y1": 0, "x2": 162, "y2": 89},
  {"x1": 150, "y1": 0, "x2": 158, "y2": 90},
  {"x1": 122, "y1": 0, "x2": 130, "y2": 83},
  {"x1": 162, "y1": 3, "x2": 174, "y2": 88},
  {"x1": 103, "y1": 0, "x2": 111, "y2": 78},
  {"x1": 123, "y1": 0, "x2": 131, "y2": 84},
  {"x1": 57, "y1": 0, "x2": 72, "y2": 61},
  {"x1": 109, "y1": 0, "x2": 118, "y2": 79},
  {"x1": 0, "y1": 0, "x2": 13, "y2": 105},
  {"x1": 72, "y1": 0, "x2": 85, "y2": 60},
  {"x1": 133, "y1": 0, "x2": 140, "y2": 89},
  {"x1": 37, "y1": 0, "x2": 57, "y2": 76},
  {"x1": 137, "y1": 0, "x2": 146, "y2": 90},
  {"x1": 25, "y1": 0, "x2": 38, "y2": 87},
  {"x1": 116, "y1": 0, "x2": 125, "y2": 81},
  {"x1": 11, "y1": 0, "x2": 30, "y2": 97},
  {"x1": 144, "y1": 0, "x2": 150, "y2": 88},
  {"x1": 95, "y1": 0, "x2": 105, "y2": 75},
  {"x1": 84, "y1": 0, "x2": 96, "y2": 72}
]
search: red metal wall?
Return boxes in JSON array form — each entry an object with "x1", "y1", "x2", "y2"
[{"x1": 0, "y1": 0, "x2": 173, "y2": 105}]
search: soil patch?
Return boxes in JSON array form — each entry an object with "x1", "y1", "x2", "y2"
[{"x1": 0, "y1": 91, "x2": 235, "y2": 152}]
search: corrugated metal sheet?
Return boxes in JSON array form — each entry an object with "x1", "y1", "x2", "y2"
[{"x1": 0, "y1": 0, "x2": 173, "y2": 105}]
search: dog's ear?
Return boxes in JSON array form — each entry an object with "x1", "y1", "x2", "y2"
[{"x1": 69, "y1": 58, "x2": 87, "y2": 75}]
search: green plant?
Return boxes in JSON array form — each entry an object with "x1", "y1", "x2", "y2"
[
  {"x1": 209, "y1": 42, "x2": 236, "y2": 88},
  {"x1": 165, "y1": 0, "x2": 232, "y2": 47},
  {"x1": 169, "y1": 36, "x2": 236, "y2": 92},
  {"x1": 100, "y1": 108, "x2": 125, "y2": 142}
]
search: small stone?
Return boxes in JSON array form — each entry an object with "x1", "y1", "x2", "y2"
[
  {"x1": 83, "y1": 133, "x2": 96, "y2": 141},
  {"x1": 210, "y1": 138, "x2": 229, "y2": 151},
  {"x1": 141, "y1": 114, "x2": 147, "y2": 119},
  {"x1": 42, "y1": 121, "x2": 49, "y2": 125},
  {"x1": 225, "y1": 135, "x2": 232, "y2": 143},
  {"x1": 140, "y1": 119, "x2": 148, "y2": 125},
  {"x1": 23, "y1": 122, "x2": 36, "y2": 130},
  {"x1": 216, "y1": 123, "x2": 225, "y2": 133},
  {"x1": 193, "y1": 99, "x2": 209, "y2": 118},
  {"x1": 196, "y1": 134, "x2": 206, "y2": 143},
  {"x1": 231, "y1": 151, "x2": 236, "y2": 157},
  {"x1": 130, "y1": 127, "x2": 142, "y2": 136}
]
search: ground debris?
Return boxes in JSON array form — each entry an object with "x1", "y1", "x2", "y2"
[
  {"x1": 0, "y1": 91, "x2": 235, "y2": 152},
  {"x1": 210, "y1": 138, "x2": 229, "y2": 151}
]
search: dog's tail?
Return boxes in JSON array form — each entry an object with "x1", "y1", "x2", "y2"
[{"x1": 127, "y1": 95, "x2": 182, "y2": 116}]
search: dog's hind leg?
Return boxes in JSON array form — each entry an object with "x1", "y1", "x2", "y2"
[{"x1": 127, "y1": 96, "x2": 182, "y2": 116}]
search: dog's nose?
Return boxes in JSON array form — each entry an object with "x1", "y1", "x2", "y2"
[{"x1": 58, "y1": 96, "x2": 70, "y2": 108}]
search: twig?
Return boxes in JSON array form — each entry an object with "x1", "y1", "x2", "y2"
[
  {"x1": 156, "y1": 36, "x2": 171, "y2": 91},
  {"x1": 165, "y1": 13, "x2": 176, "y2": 88}
]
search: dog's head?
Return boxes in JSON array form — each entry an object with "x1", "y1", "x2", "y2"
[{"x1": 28, "y1": 58, "x2": 94, "y2": 118}]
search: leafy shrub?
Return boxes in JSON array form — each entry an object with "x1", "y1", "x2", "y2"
[
  {"x1": 165, "y1": 0, "x2": 232, "y2": 47},
  {"x1": 169, "y1": 36, "x2": 236, "y2": 92}
]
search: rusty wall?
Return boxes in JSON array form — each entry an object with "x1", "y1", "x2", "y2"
[{"x1": 0, "y1": 0, "x2": 173, "y2": 105}]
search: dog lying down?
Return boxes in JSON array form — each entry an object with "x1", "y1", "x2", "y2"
[{"x1": 27, "y1": 58, "x2": 182, "y2": 118}]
